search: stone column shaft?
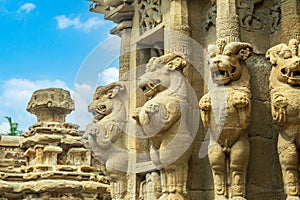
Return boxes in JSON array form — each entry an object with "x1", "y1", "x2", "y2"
[
  {"x1": 281, "y1": 0, "x2": 300, "y2": 43},
  {"x1": 216, "y1": 0, "x2": 240, "y2": 43}
]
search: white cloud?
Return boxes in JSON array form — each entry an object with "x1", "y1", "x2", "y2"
[
  {"x1": 0, "y1": 122, "x2": 9, "y2": 134},
  {"x1": 55, "y1": 15, "x2": 104, "y2": 32},
  {"x1": 73, "y1": 83, "x2": 94, "y2": 130},
  {"x1": 0, "y1": 78, "x2": 71, "y2": 131},
  {"x1": 98, "y1": 67, "x2": 119, "y2": 85},
  {"x1": 17, "y1": 3, "x2": 36, "y2": 14}
]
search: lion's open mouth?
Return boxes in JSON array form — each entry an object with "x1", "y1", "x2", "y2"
[
  {"x1": 281, "y1": 68, "x2": 300, "y2": 85},
  {"x1": 211, "y1": 67, "x2": 236, "y2": 85},
  {"x1": 93, "y1": 105, "x2": 106, "y2": 120},
  {"x1": 140, "y1": 80, "x2": 161, "y2": 98}
]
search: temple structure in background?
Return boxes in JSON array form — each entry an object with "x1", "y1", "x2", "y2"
[
  {"x1": 0, "y1": 88, "x2": 110, "y2": 199},
  {"x1": 1, "y1": 0, "x2": 300, "y2": 199}
]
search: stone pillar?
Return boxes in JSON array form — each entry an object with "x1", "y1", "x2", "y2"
[
  {"x1": 280, "y1": 0, "x2": 300, "y2": 43},
  {"x1": 165, "y1": 0, "x2": 191, "y2": 57},
  {"x1": 216, "y1": 0, "x2": 240, "y2": 43},
  {"x1": 119, "y1": 28, "x2": 132, "y2": 81}
]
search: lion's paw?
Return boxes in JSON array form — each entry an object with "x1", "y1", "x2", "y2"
[
  {"x1": 272, "y1": 93, "x2": 288, "y2": 108},
  {"x1": 199, "y1": 95, "x2": 211, "y2": 111},
  {"x1": 145, "y1": 102, "x2": 159, "y2": 114},
  {"x1": 233, "y1": 92, "x2": 249, "y2": 108}
]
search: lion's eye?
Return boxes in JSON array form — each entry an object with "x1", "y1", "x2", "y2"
[
  {"x1": 142, "y1": 86, "x2": 147, "y2": 92},
  {"x1": 100, "y1": 105, "x2": 106, "y2": 109}
]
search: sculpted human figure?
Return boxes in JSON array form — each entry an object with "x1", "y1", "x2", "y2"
[
  {"x1": 205, "y1": 0, "x2": 217, "y2": 30},
  {"x1": 82, "y1": 82, "x2": 128, "y2": 200},
  {"x1": 139, "y1": 0, "x2": 162, "y2": 31},
  {"x1": 237, "y1": 0, "x2": 263, "y2": 30},
  {"x1": 269, "y1": 2, "x2": 281, "y2": 33},
  {"x1": 132, "y1": 53, "x2": 198, "y2": 200},
  {"x1": 199, "y1": 41, "x2": 253, "y2": 200},
  {"x1": 266, "y1": 38, "x2": 300, "y2": 200}
]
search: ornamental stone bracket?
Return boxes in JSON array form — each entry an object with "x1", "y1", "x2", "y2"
[{"x1": 89, "y1": 0, "x2": 134, "y2": 35}]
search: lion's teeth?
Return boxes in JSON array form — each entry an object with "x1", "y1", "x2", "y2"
[{"x1": 287, "y1": 69, "x2": 291, "y2": 77}]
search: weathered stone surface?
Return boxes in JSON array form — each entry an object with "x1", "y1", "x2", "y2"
[
  {"x1": 247, "y1": 55, "x2": 272, "y2": 101},
  {"x1": 189, "y1": 141, "x2": 213, "y2": 190},
  {"x1": 247, "y1": 137, "x2": 277, "y2": 189},
  {"x1": 248, "y1": 100, "x2": 274, "y2": 139}
]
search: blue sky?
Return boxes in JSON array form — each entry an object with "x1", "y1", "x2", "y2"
[{"x1": 0, "y1": 0, "x2": 120, "y2": 132}]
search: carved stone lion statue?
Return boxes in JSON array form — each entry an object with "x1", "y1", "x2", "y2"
[
  {"x1": 82, "y1": 82, "x2": 128, "y2": 200},
  {"x1": 266, "y1": 38, "x2": 300, "y2": 200},
  {"x1": 132, "y1": 53, "x2": 199, "y2": 200},
  {"x1": 199, "y1": 41, "x2": 253, "y2": 200}
]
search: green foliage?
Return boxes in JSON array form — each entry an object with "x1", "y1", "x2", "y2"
[{"x1": 2, "y1": 116, "x2": 23, "y2": 136}]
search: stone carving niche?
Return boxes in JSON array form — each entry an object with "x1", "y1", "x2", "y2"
[
  {"x1": 199, "y1": 41, "x2": 253, "y2": 199},
  {"x1": 82, "y1": 82, "x2": 128, "y2": 200},
  {"x1": 266, "y1": 38, "x2": 300, "y2": 200},
  {"x1": 132, "y1": 53, "x2": 199, "y2": 200},
  {"x1": 138, "y1": 0, "x2": 162, "y2": 32}
]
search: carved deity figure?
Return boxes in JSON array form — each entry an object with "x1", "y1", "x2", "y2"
[
  {"x1": 139, "y1": 171, "x2": 162, "y2": 200},
  {"x1": 237, "y1": 0, "x2": 263, "y2": 30},
  {"x1": 269, "y1": 1, "x2": 281, "y2": 33},
  {"x1": 199, "y1": 41, "x2": 253, "y2": 200},
  {"x1": 138, "y1": 0, "x2": 162, "y2": 31},
  {"x1": 205, "y1": 0, "x2": 217, "y2": 31},
  {"x1": 82, "y1": 82, "x2": 128, "y2": 200},
  {"x1": 266, "y1": 38, "x2": 300, "y2": 200},
  {"x1": 132, "y1": 54, "x2": 199, "y2": 200}
]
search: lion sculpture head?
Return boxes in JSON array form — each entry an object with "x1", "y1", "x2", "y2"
[
  {"x1": 267, "y1": 38, "x2": 300, "y2": 88},
  {"x1": 208, "y1": 40, "x2": 253, "y2": 86},
  {"x1": 137, "y1": 53, "x2": 189, "y2": 100}
]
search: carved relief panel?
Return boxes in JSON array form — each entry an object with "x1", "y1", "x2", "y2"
[
  {"x1": 204, "y1": 0, "x2": 281, "y2": 34},
  {"x1": 138, "y1": 0, "x2": 163, "y2": 33}
]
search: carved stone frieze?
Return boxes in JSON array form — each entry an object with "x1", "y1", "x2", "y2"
[
  {"x1": 209, "y1": 0, "x2": 281, "y2": 33},
  {"x1": 132, "y1": 54, "x2": 199, "y2": 200},
  {"x1": 269, "y1": 1, "x2": 281, "y2": 34},
  {"x1": 237, "y1": 0, "x2": 264, "y2": 31},
  {"x1": 138, "y1": 0, "x2": 162, "y2": 33},
  {"x1": 205, "y1": 0, "x2": 217, "y2": 31},
  {"x1": 82, "y1": 82, "x2": 128, "y2": 200},
  {"x1": 199, "y1": 41, "x2": 253, "y2": 199},
  {"x1": 267, "y1": 38, "x2": 300, "y2": 200}
]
